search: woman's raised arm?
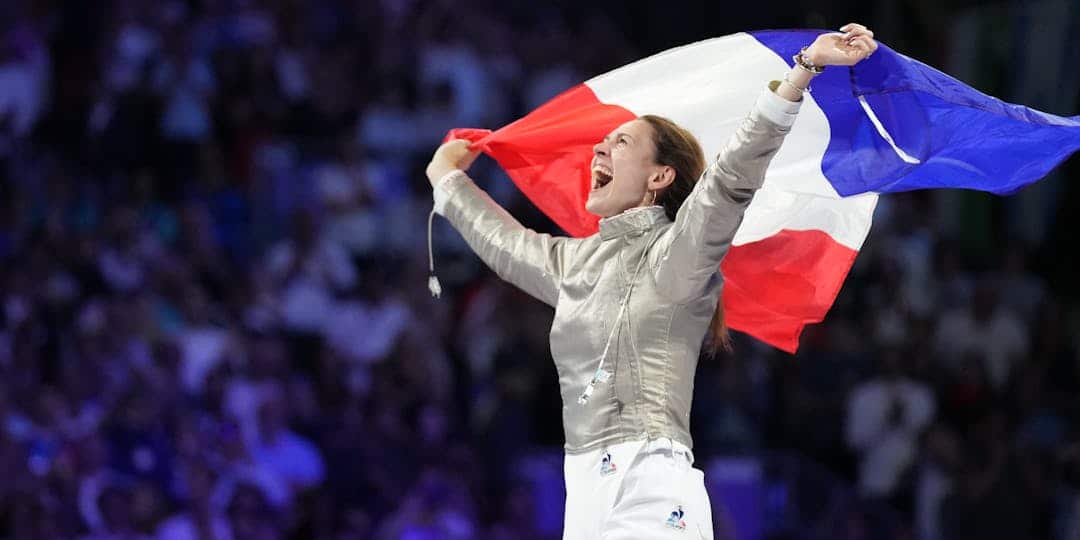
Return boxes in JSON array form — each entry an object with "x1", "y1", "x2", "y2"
[
  {"x1": 427, "y1": 140, "x2": 576, "y2": 307},
  {"x1": 651, "y1": 24, "x2": 877, "y2": 303}
]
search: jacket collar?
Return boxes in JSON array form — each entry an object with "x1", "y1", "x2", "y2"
[{"x1": 598, "y1": 206, "x2": 669, "y2": 241}]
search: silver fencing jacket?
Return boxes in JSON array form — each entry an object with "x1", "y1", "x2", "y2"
[{"x1": 434, "y1": 85, "x2": 801, "y2": 454}]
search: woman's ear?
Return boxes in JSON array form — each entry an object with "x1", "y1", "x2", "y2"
[{"x1": 650, "y1": 166, "x2": 676, "y2": 190}]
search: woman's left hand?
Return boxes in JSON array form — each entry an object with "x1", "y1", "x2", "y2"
[{"x1": 805, "y1": 23, "x2": 878, "y2": 67}]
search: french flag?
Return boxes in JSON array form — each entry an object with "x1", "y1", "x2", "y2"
[{"x1": 447, "y1": 29, "x2": 1080, "y2": 353}]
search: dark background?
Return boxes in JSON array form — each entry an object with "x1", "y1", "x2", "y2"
[{"x1": 1, "y1": 0, "x2": 1078, "y2": 539}]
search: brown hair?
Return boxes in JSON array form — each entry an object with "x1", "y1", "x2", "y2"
[{"x1": 639, "y1": 115, "x2": 732, "y2": 354}]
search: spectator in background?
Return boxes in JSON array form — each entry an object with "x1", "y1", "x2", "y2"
[
  {"x1": 374, "y1": 466, "x2": 478, "y2": 540},
  {"x1": 937, "y1": 351, "x2": 994, "y2": 427},
  {"x1": 97, "y1": 207, "x2": 148, "y2": 294},
  {"x1": 0, "y1": 17, "x2": 50, "y2": 158},
  {"x1": 314, "y1": 136, "x2": 380, "y2": 260},
  {"x1": 155, "y1": 458, "x2": 230, "y2": 540},
  {"x1": 488, "y1": 482, "x2": 542, "y2": 540},
  {"x1": 940, "y1": 411, "x2": 1034, "y2": 540},
  {"x1": 225, "y1": 482, "x2": 282, "y2": 540},
  {"x1": 693, "y1": 352, "x2": 762, "y2": 455},
  {"x1": 153, "y1": 27, "x2": 215, "y2": 185},
  {"x1": 221, "y1": 334, "x2": 288, "y2": 446},
  {"x1": 415, "y1": 15, "x2": 490, "y2": 129},
  {"x1": 264, "y1": 208, "x2": 356, "y2": 353},
  {"x1": 79, "y1": 482, "x2": 152, "y2": 540},
  {"x1": 210, "y1": 415, "x2": 290, "y2": 512},
  {"x1": 322, "y1": 264, "x2": 412, "y2": 367},
  {"x1": 995, "y1": 242, "x2": 1046, "y2": 323},
  {"x1": 106, "y1": 390, "x2": 174, "y2": 492},
  {"x1": 174, "y1": 284, "x2": 233, "y2": 395},
  {"x1": 358, "y1": 77, "x2": 424, "y2": 158},
  {"x1": 249, "y1": 385, "x2": 325, "y2": 494},
  {"x1": 927, "y1": 239, "x2": 974, "y2": 312},
  {"x1": 519, "y1": 17, "x2": 583, "y2": 111},
  {"x1": 914, "y1": 424, "x2": 961, "y2": 540},
  {"x1": 846, "y1": 348, "x2": 936, "y2": 510},
  {"x1": 78, "y1": 433, "x2": 117, "y2": 535},
  {"x1": 934, "y1": 279, "x2": 1029, "y2": 390}
]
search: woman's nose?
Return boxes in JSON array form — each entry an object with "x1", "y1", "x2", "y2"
[{"x1": 593, "y1": 140, "x2": 608, "y2": 156}]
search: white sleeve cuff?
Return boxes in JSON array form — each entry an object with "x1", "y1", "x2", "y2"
[
  {"x1": 432, "y1": 169, "x2": 466, "y2": 215},
  {"x1": 756, "y1": 84, "x2": 802, "y2": 128}
]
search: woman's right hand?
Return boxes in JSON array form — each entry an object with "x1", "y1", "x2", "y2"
[
  {"x1": 426, "y1": 139, "x2": 480, "y2": 187},
  {"x1": 805, "y1": 23, "x2": 877, "y2": 67}
]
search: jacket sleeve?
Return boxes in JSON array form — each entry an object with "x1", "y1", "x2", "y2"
[
  {"x1": 651, "y1": 84, "x2": 801, "y2": 303},
  {"x1": 434, "y1": 170, "x2": 574, "y2": 307}
]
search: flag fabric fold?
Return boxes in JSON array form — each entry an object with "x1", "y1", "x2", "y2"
[{"x1": 447, "y1": 29, "x2": 1080, "y2": 353}]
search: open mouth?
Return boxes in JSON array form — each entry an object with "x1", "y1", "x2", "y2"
[{"x1": 592, "y1": 165, "x2": 613, "y2": 191}]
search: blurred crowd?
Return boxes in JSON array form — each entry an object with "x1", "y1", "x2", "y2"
[{"x1": 1, "y1": 1, "x2": 1078, "y2": 539}]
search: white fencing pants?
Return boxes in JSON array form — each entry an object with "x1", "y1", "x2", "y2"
[{"x1": 563, "y1": 438, "x2": 714, "y2": 539}]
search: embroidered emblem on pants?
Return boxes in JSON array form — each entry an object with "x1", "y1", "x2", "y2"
[
  {"x1": 599, "y1": 451, "x2": 617, "y2": 476},
  {"x1": 665, "y1": 505, "x2": 687, "y2": 530}
]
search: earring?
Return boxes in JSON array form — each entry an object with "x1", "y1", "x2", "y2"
[{"x1": 648, "y1": 191, "x2": 657, "y2": 206}]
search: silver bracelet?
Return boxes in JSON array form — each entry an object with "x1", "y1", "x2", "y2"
[
  {"x1": 793, "y1": 46, "x2": 825, "y2": 74},
  {"x1": 782, "y1": 73, "x2": 809, "y2": 93}
]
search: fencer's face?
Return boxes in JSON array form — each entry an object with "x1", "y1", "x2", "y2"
[{"x1": 586, "y1": 119, "x2": 662, "y2": 218}]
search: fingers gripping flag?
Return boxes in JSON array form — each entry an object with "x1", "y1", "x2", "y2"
[{"x1": 447, "y1": 29, "x2": 1080, "y2": 353}]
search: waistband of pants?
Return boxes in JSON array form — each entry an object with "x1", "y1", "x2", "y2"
[{"x1": 641, "y1": 437, "x2": 695, "y2": 465}]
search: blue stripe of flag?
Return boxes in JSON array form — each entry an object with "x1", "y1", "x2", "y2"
[{"x1": 751, "y1": 29, "x2": 1080, "y2": 197}]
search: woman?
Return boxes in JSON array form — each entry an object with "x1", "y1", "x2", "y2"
[{"x1": 427, "y1": 24, "x2": 878, "y2": 539}]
